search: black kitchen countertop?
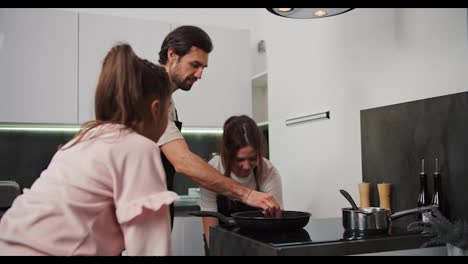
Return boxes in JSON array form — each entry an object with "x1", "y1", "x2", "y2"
[{"x1": 209, "y1": 217, "x2": 434, "y2": 256}]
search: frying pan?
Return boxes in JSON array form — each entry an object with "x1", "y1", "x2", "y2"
[
  {"x1": 339, "y1": 189, "x2": 437, "y2": 233},
  {"x1": 188, "y1": 210, "x2": 311, "y2": 231}
]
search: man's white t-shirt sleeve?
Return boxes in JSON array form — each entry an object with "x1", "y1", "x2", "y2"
[
  {"x1": 156, "y1": 120, "x2": 183, "y2": 147},
  {"x1": 156, "y1": 98, "x2": 183, "y2": 147}
]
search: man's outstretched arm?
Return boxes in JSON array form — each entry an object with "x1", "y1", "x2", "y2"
[{"x1": 161, "y1": 138, "x2": 281, "y2": 216}]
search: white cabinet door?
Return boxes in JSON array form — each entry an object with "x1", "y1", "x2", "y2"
[
  {"x1": 171, "y1": 216, "x2": 185, "y2": 256},
  {"x1": 171, "y1": 215, "x2": 204, "y2": 256},
  {"x1": 0, "y1": 9, "x2": 78, "y2": 124},
  {"x1": 172, "y1": 25, "x2": 251, "y2": 127},
  {"x1": 78, "y1": 13, "x2": 170, "y2": 123}
]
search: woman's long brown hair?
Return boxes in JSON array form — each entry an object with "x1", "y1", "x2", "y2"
[
  {"x1": 65, "y1": 43, "x2": 171, "y2": 148},
  {"x1": 220, "y1": 115, "x2": 266, "y2": 184}
]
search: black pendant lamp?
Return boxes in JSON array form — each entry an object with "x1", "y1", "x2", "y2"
[{"x1": 266, "y1": 8, "x2": 354, "y2": 19}]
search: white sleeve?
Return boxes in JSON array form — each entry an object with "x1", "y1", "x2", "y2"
[
  {"x1": 198, "y1": 156, "x2": 221, "y2": 212},
  {"x1": 259, "y1": 159, "x2": 284, "y2": 208},
  {"x1": 156, "y1": 98, "x2": 183, "y2": 147}
]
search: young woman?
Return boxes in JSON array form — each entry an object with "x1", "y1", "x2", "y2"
[
  {"x1": 199, "y1": 115, "x2": 283, "y2": 253},
  {"x1": 0, "y1": 43, "x2": 177, "y2": 256}
]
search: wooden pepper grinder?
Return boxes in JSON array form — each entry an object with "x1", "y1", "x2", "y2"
[
  {"x1": 378, "y1": 183, "x2": 392, "y2": 212},
  {"x1": 358, "y1": 182, "x2": 371, "y2": 208}
]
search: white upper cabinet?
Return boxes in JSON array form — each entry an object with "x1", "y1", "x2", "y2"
[
  {"x1": 0, "y1": 9, "x2": 78, "y2": 124},
  {"x1": 0, "y1": 10, "x2": 251, "y2": 126},
  {"x1": 172, "y1": 25, "x2": 251, "y2": 127},
  {"x1": 78, "y1": 13, "x2": 170, "y2": 123}
]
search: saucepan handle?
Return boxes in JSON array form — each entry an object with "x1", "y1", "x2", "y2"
[
  {"x1": 390, "y1": 205, "x2": 438, "y2": 220},
  {"x1": 186, "y1": 211, "x2": 237, "y2": 226}
]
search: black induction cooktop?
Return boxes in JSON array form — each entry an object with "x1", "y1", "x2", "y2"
[{"x1": 229, "y1": 217, "x2": 422, "y2": 247}]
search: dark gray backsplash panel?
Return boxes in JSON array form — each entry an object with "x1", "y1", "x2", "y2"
[
  {"x1": 361, "y1": 91, "x2": 468, "y2": 222},
  {"x1": 0, "y1": 131, "x2": 75, "y2": 190}
]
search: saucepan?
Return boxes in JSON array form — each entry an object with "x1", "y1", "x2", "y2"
[
  {"x1": 188, "y1": 210, "x2": 311, "y2": 231},
  {"x1": 339, "y1": 189, "x2": 437, "y2": 233}
]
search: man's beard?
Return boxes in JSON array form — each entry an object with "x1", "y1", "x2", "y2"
[
  {"x1": 173, "y1": 76, "x2": 196, "y2": 91},
  {"x1": 171, "y1": 64, "x2": 197, "y2": 91},
  {"x1": 178, "y1": 81, "x2": 193, "y2": 91}
]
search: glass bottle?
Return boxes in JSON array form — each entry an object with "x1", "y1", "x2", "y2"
[
  {"x1": 417, "y1": 159, "x2": 429, "y2": 222},
  {"x1": 431, "y1": 158, "x2": 442, "y2": 214}
]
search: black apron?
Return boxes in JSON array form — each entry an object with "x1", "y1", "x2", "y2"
[
  {"x1": 216, "y1": 167, "x2": 259, "y2": 217},
  {"x1": 161, "y1": 109, "x2": 182, "y2": 230}
]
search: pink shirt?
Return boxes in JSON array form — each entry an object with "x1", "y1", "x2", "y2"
[{"x1": 0, "y1": 124, "x2": 179, "y2": 256}]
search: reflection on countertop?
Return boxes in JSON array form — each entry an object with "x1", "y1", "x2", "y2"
[{"x1": 174, "y1": 195, "x2": 200, "y2": 207}]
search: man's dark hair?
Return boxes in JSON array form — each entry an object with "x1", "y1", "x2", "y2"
[{"x1": 158, "y1": 25, "x2": 213, "y2": 65}]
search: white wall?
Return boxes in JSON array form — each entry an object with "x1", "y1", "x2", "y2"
[{"x1": 257, "y1": 8, "x2": 468, "y2": 218}]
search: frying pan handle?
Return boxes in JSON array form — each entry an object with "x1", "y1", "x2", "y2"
[
  {"x1": 390, "y1": 205, "x2": 438, "y2": 220},
  {"x1": 186, "y1": 211, "x2": 237, "y2": 226}
]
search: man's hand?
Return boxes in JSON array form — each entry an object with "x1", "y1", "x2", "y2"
[{"x1": 242, "y1": 190, "x2": 282, "y2": 218}]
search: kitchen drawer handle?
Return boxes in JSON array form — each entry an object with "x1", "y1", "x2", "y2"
[{"x1": 285, "y1": 111, "x2": 330, "y2": 126}]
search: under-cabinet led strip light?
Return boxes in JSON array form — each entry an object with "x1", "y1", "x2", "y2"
[{"x1": 0, "y1": 123, "x2": 223, "y2": 135}]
